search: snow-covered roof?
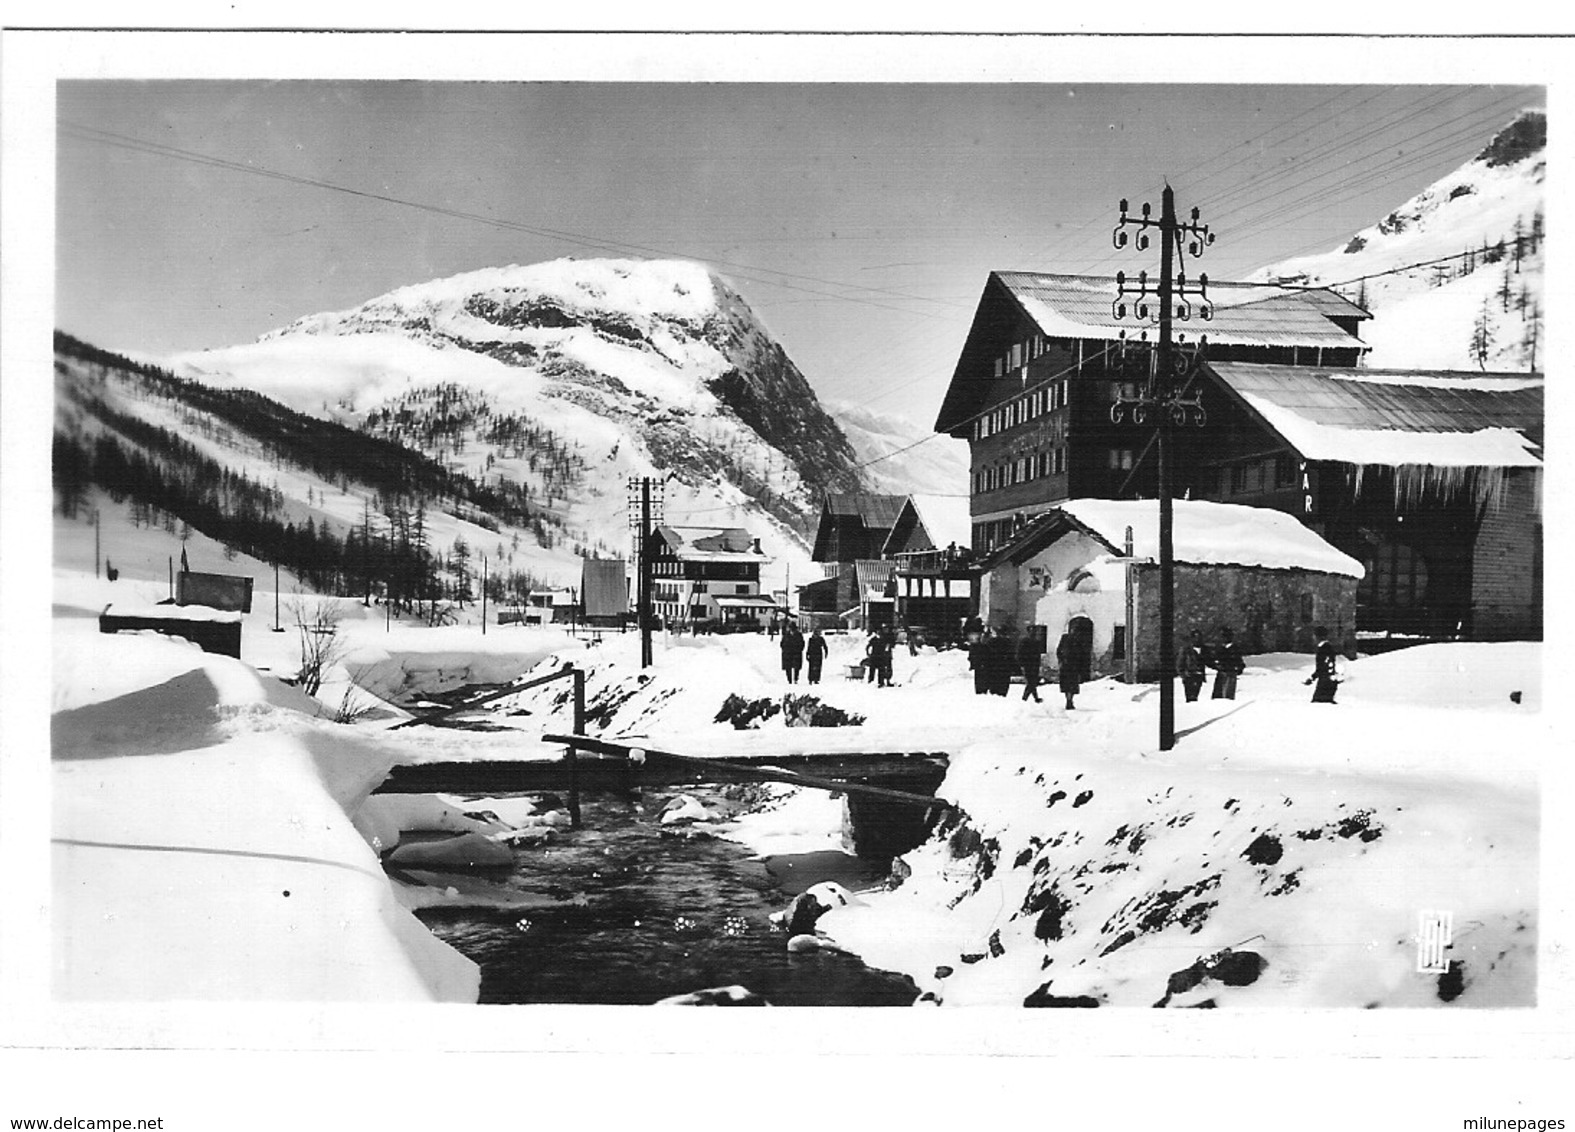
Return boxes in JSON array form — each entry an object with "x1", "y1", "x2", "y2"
[
  {"x1": 102, "y1": 601, "x2": 244, "y2": 623},
  {"x1": 653, "y1": 525, "x2": 768, "y2": 561},
  {"x1": 529, "y1": 590, "x2": 577, "y2": 606},
  {"x1": 1209, "y1": 362, "x2": 1543, "y2": 468},
  {"x1": 935, "y1": 271, "x2": 1369, "y2": 434},
  {"x1": 712, "y1": 595, "x2": 779, "y2": 610},
  {"x1": 906, "y1": 493, "x2": 973, "y2": 550},
  {"x1": 996, "y1": 272, "x2": 1369, "y2": 350},
  {"x1": 984, "y1": 499, "x2": 1364, "y2": 578}
]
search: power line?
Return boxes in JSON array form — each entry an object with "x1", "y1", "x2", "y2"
[
  {"x1": 1074, "y1": 89, "x2": 1527, "y2": 280},
  {"x1": 59, "y1": 121, "x2": 975, "y2": 322},
  {"x1": 823, "y1": 342, "x2": 1118, "y2": 488}
]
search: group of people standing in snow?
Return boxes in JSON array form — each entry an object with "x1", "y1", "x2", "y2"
[
  {"x1": 779, "y1": 619, "x2": 895, "y2": 687},
  {"x1": 1177, "y1": 626, "x2": 1246, "y2": 703},
  {"x1": 777, "y1": 614, "x2": 1342, "y2": 704},
  {"x1": 967, "y1": 623, "x2": 1079, "y2": 707},
  {"x1": 777, "y1": 620, "x2": 829, "y2": 685},
  {"x1": 1178, "y1": 623, "x2": 1342, "y2": 703}
]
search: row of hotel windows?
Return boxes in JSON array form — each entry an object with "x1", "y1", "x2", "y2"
[
  {"x1": 973, "y1": 450, "x2": 1302, "y2": 498},
  {"x1": 653, "y1": 581, "x2": 754, "y2": 598},
  {"x1": 973, "y1": 379, "x2": 1071, "y2": 441},
  {"x1": 993, "y1": 334, "x2": 1054, "y2": 379},
  {"x1": 650, "y1": 560, "x2": 757, "y2": 581},
  {"x1": 975, "y1": 446, "x2": 1069, "y2": 494},
  {"x1": 972, "y1": 517, "x2": 1028, "y2": 552}
]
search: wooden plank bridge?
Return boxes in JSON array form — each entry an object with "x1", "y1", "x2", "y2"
[
  {"x1": 374, "y1": 663, "x2": 954, "y2": 856},
  {"x1": 376, "y1": 736, "x2": 951, "y2": 859}
]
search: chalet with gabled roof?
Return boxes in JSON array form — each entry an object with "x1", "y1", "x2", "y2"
[
  {"x1": 810, "y1": 493, "x2": 908, "y2": 562},
  {"x1": 798, "y1": 492, "x2": 908, "y2": 629},
  {"x1": 935, "y1": 271, "x2": 1370, "y2": 553}
]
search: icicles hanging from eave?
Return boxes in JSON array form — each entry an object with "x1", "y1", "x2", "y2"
[{"x1": 1343, "y1": 462, "x2": 1525, "y2": 514}]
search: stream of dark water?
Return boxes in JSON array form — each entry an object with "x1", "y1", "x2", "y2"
[{"x1": 412, "y1": 787, "x2": 920, "y2": 1006}]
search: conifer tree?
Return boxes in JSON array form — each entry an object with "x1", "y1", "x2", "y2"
[{"x1": 1470, "y1": 297, "x2": 1495, "y2": 370}]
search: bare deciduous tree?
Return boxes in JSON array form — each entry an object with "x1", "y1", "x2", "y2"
[{"x1": 290, "y1": 594, "x2": 347, "y2": 697}]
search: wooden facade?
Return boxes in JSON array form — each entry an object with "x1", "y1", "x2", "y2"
[
  {"x1": 1193, "y1": 363, "x2": 1543, "y2": 641},
  {"x1": 936, "y1": 273, "x2": 1542, "y2": 642},
  {"x1": 934, "y1": 273, "x2": 1369, "y2": 555},
  {"x1": 809, "y1": 493, "x2": 907, "y2": 563}
]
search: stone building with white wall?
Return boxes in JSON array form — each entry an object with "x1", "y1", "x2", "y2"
[{"x1": 974, "y1": 499, "x2": 1364, "y2": 681}]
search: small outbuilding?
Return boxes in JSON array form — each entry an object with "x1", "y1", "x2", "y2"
[{"x1": 974, "y1": 499, "x2": 1365, "y2": 681}]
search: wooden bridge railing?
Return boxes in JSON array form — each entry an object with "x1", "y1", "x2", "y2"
[
  {"x1": 395, "y1": 665, "x2": 585, "y2": 828},
  {"x1": 540, "y1": 732, "x2": 950, "y2": 814}
]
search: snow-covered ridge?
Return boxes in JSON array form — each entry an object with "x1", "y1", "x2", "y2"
[
  {"x1": 1252, "y1": 110, "x2": 1545, "y2": 373},
  {"x1": 266, "y1": 258, "x2": 723, "y2": 341},
  {"x1": 1255, "y1": 110, "x2": 1545, "y2": 289}
]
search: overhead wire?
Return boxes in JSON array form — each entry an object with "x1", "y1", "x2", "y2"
[
  {"x1": 59, "y1": 121, "x2": 975, "y2": 322},
  {"x1": 1072, "y1": 88, "x2": 1527, "y2": 280}
]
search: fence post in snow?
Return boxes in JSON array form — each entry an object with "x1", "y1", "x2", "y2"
[{"x1": 568, "y1": 667, "x2": 584, "y2": 829}]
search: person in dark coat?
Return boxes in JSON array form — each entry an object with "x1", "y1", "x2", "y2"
[
  {"x1": 780, "y1": 621, "x2": 804, "y2": 684},
  {"x1": 968, "y1": 630, "x2": 992, "y2": 695},
  {"x1": 1055, "y1": 629, "x2": 1083, "y2": 710},
  {"x1": 879, "y1": 628, "x2": 896, "y2": 687},
  {"x1": 865, "y1": 629, "x2": 894, "y2": 687},
  {"x1": 1211, "y1": 627, "x2": 1243, "y2": 700},
  {"x1": 1306, "y1": 625, "x2": 1341, "y2": 704},
  {"x1": 1017, "y1": 623, "x2": 1045, "y2": 703},
  {"x1": 990, "y1": 628, "x2": 1015, "y2": 696},
  {"x1": 805, "y1": 628, "x2": 828, "y2": 685},
  {"x1": 1179, "y1": 631, "x2": 1207, "y2": 703}
]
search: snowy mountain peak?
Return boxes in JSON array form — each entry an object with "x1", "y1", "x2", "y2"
[{"x1": 168, "y1": 256, "x2": 866, "y2": 588}]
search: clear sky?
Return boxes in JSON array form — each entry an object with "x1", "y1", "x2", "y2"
[{"x1": 57, "y1": 79, "x2": 1543, "y2": 425}]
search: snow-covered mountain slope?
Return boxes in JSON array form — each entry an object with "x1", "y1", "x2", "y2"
[
  {"x1": 1254, "y1": 110, "x2": 1545, "y2": 372},
  {"x1": 166, "y1": 259, "x2": 863, "y2": 586},
  {"x1": 830, "y1": 400, "x2": 970, "y2": 499}
]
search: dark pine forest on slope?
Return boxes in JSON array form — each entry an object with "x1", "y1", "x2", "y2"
[{"x1": 52, "y1": 330, "x2": 573, "y2": 610}]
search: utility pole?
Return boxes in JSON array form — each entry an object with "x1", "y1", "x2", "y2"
[
  {"x1": 629, "y1": 475, "x2": 664, "y2": 668},
  {"x1": 481, "y1": 554, "x2": 488, "y2": 636},
  {"x1": 1112, "y1": 184, "x2": 1215, "y2": 752},
  {"x1": 93, "y1": 508, "x2": 101, "y2": 578},
  {"x1": 639, "y1": 478, "x2": 653, "y2": 667}
]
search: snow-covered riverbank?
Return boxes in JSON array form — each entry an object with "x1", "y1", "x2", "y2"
[{"x1": 38, "y1": 538, "x2": 1552, "y2": 1011}]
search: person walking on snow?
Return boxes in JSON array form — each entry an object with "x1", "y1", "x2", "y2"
[
  {"x1": 1306, "y1": 625, "x2": 1341, "y2": 704},
  {"x1": 780, "y1": 621, "x2": 804, "y2": 684},
  {"x1": 1017, "y1": 624, "x2": 1045, "y2": 703},
  {"x1": 1179, "y1": 632, "x2": 1208, "y2": 703},
  {"x1": 805, "y1": 628, "x2": 828, "y2": 685},
  {"x1": 1211, "y1": 626, "x2": 1244, "y2": 700}
]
